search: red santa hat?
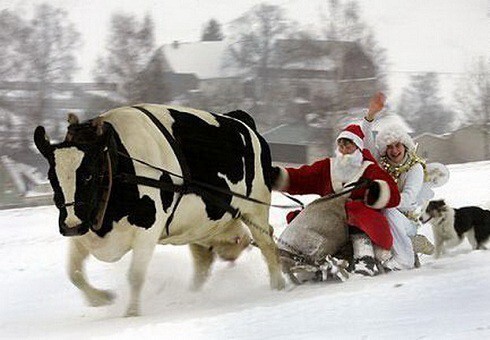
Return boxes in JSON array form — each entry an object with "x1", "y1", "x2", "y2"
[
  {"x1": 376, "y1": 124, "x2": 416, "y2": 155},
  {"x1": 336, "y1": 124, "x2": 364, "y2": 150}
]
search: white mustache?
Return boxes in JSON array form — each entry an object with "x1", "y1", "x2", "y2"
[{"x1": 335, "y1": 149, "x2": 362, "y2": 166}]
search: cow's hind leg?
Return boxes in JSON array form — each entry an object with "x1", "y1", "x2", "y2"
[
  {"x1": 242, "y1": 211, "x2": 285, "y2": 290},
  {"x1": 68, "y1": 240, "x2": 115, "y2": 307},
  {"x1": 189, "y1": 243, "x2": 216, "y2": 290}
]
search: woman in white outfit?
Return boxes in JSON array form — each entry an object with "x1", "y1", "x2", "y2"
[{"x1": 361, "y1": 92, "x2": 434, "y2": 269}]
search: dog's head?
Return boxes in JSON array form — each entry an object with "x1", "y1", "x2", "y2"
[{"x1": 420, "y1": 199, "x2": 448, "y2": 223}]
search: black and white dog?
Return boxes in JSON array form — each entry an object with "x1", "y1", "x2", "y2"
[{"x1": 420, "y1": 200, "x2": 490, "y2": 258}]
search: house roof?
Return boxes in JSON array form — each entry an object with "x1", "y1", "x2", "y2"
[{"x1": 161, "y1": 41, "x2": 243, "y2": 80}]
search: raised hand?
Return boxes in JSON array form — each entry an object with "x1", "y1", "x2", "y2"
[{"x1": 366, "y1": 92, "x2": 386, "y2": 121}]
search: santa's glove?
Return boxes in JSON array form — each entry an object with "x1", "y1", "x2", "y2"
[
  {"x1": 365, "y1": 179, "x2": 391, "y2": 209},
  {"x1": 366, "y1": 180, "x2": 381, "y2": 205},
  {"x1": 271, "y1": 166, "x2": 280, "y2": 186},
  {"x1": 347, "y1": 177, "x2": 372, "y2": 190},
  {"x1": 270, "y1": 166, "x2": 289, "y2": 190}
]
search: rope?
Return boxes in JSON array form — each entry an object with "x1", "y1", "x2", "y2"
[
  {"x1": 239, "y1": 214, "x2": 317, "y2": 266},
  {"x1": 116, "y1": 151, "x2": 305, "y2": 210}
]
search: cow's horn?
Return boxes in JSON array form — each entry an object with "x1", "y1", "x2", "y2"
[{"x1": 92, "y1": 117, "x2": 105, "y2": 136}]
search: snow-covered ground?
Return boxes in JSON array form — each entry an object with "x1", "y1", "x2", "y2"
[{"x1": 1, "y1": 161, "x2": 489, "y2": 339}]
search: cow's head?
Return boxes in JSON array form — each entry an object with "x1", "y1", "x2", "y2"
[{"x1": 34, "y1": 116, "x2": 110, "y2": 236}]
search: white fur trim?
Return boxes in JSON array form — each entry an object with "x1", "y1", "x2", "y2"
[
  {"x1": 274, "y1": 167, "x2": 289, "y2": 191},
  {"x1": 337, "y1": 131, "x2": 364, "y2": 150},
  {"x1": 376, "y1": 124, "x2": 415, "y2": 155},
  {"x1": 351, "y1": 233, "x2": 374, "y2": 258},
  {"x1": 367, "y1": 179, "x2": 391, "y2": 209}
]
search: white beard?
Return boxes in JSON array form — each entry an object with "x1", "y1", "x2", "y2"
[{"x1": 332, "y1": 149, "x2": 363, "y2": 183}]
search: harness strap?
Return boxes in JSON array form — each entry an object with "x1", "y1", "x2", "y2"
[
  {"x1": 116, "y1": 173, "x2": 241, "y2": 218},
  {"x1": 132, "y1": 106, "x2": 192, "y2": 235},
  {"x1": 93, "y1": 151, "x2": 112, "y2": 231},
  {"x1": 116, "y1": 151, "x2": 304, "y2": 210},
  {"x1": 116, "y1": 173, "x2": 187, "y2": 193}
]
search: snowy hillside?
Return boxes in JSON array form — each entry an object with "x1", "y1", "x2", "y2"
[{"x1": 1, "y1": 161, "x2": 489, "y2": 339}]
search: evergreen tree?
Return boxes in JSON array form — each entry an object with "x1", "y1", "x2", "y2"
[
  {"x1": 133, "y1": 48, "x2": 171, "y2": 103},
  {"x1": 201, "y1": 19, "x2": 224, "y2": 41},
  {"x1": 397, "y1": 73, "x2": 454, "y2": 135}
]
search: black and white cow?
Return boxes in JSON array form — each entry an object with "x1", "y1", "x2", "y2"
[{"x1": 34, "y1": 104, "x2": 285, "y2": 316}]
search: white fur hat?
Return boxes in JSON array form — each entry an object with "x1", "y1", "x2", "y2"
[{"x1": 376, "y1": 124, "x2": 416, "y2": 155}]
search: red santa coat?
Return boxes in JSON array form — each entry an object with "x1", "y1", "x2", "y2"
[{"x1": 282, "y1": 155, "x2": 400, "y2": 249}]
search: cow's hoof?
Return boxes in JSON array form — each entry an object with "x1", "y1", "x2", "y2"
[
  {"x1": 125, "y1": 306, "x2": 140, "y2": 317},
  {"x1": 271, "y1": 275, "x2": 286, "y2": 290},
  {"x1": 190, "y1": 281, "x2": 205, "y2": 292},
  {"x1": 87, "y1": 289, "x2": 115, "y2": 307}
]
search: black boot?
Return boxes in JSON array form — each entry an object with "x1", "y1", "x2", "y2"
[{"x1": 351, "y1": 233, "x2": 378, "y2": 276}]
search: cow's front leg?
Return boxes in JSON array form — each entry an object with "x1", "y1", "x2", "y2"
[
  {"x1": 243, "y1": 212, "x2": 285, "y2": 290},
  {"x1": 189, "y1": 243, "x2": 216, "y2": 291},
  {"x1": 126, "y1": 244, "x2": 156, "y2": 317},
  {"x1": 68, "y1": 239, "x2": 115, "y2": 307}
]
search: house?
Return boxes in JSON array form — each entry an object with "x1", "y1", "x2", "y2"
[
  {"x1": 161, "y1": 41, "x2": 246, "y2": 104},
  {"x1": 262, "y1": 124, "x2": 314, "y2": 165},
  {"x1": 161, "y1": 39, "x2": 379, "y2": 114},
  {"x1": 415, "y1": 124, "x2": 490, "y2": 164},
  {"x1": 264, "y1": 110, "x2": 414, "y2": 165},
  {"x1": 161, "y1": 39, "x2": 381, "y2": 164},
  {"x1": 262, "y1": 39, "x2": 378, "y2": 111}
]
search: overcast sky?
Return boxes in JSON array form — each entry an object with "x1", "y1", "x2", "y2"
[{"x1": 2, "y1": 0, "x2": 488, "y2": 103}]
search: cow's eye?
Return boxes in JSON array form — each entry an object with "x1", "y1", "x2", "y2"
[{"x1": 84, "y1": 174, "x2": 93, "y2": 183}]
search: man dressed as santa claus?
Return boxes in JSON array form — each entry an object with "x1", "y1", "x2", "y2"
[{"x1": 273, "y1": 124, "x2": 401, "y2": 276}]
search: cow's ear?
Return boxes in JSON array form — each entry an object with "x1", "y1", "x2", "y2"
[
  {"x1": 34, "y1": 126, "x2": 53, "y2": 158},
  {"x1": 67, "y1": 113, "x2": 79, "y2": 126},
  {"x1": 92, "y1": 117, "x2": 105, "y2": 136}
]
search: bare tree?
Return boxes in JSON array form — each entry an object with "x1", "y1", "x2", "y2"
[
  {"x1": 14, "y1": 4, "x2": 81, "y2": 135},
  {"x1": 321, "y1": 0, "x2": 388, "y2": 91},
  {"x1": 21, "y1": 4, "x2": 80, "y2": 83},
  {"x1": 94, "y1": 13, "x2": 156, "y2": 103},
  {"x1": 225, "y1": 3, "x2": 292, "y2": 127},
  {"x1": 454, "y1": 58, "x2": 489, "y2": 126},
  {"x1": 454, "y1": 58, "x2": 490, "y2": 158},
  {"x1": 227, "y1": 4, "x2": 289, "y2": 71},
  {"x1": 0, "y1": 9, "x2": 28, "y2": 81}
]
